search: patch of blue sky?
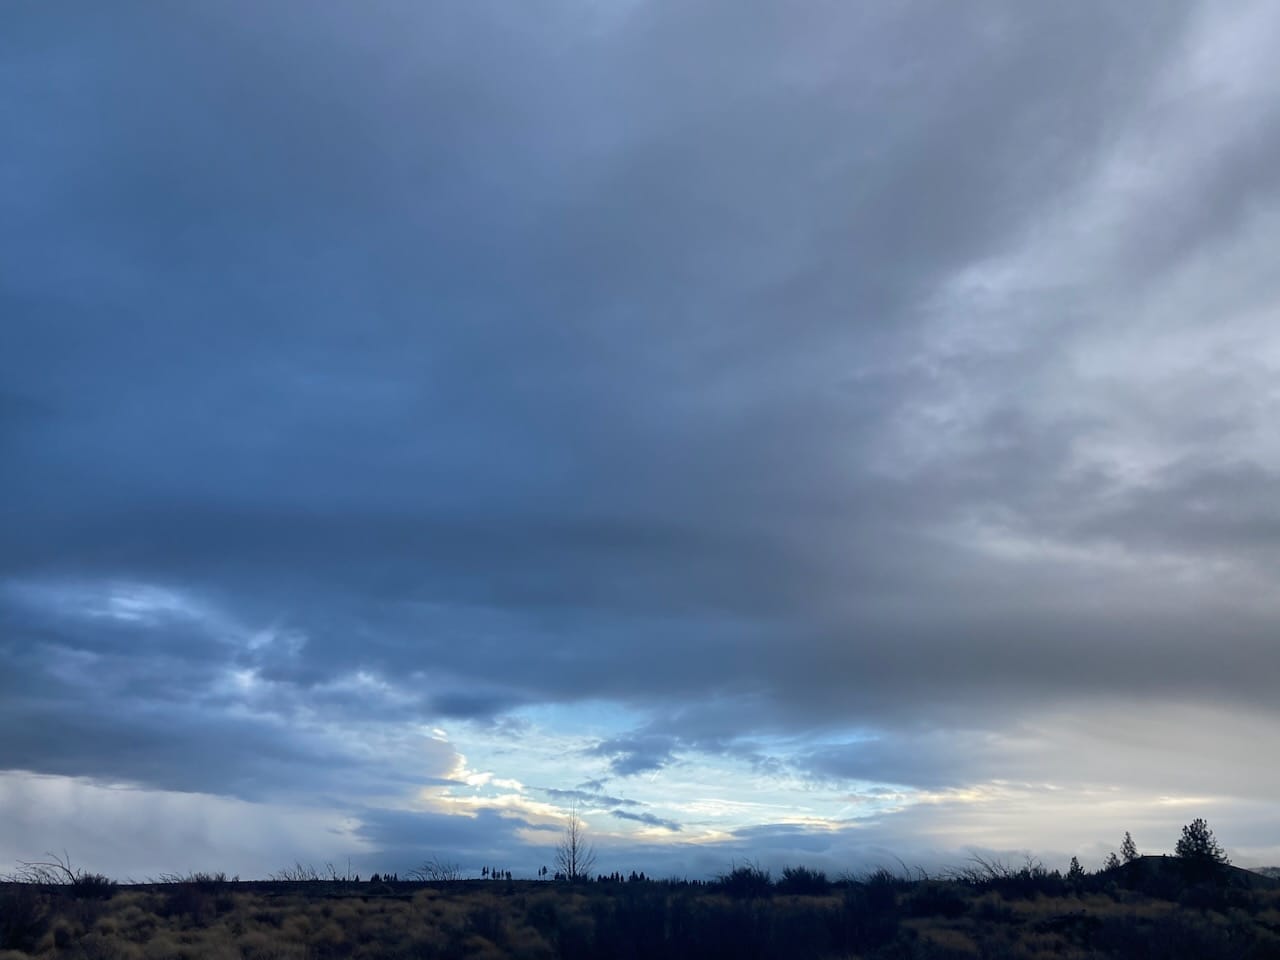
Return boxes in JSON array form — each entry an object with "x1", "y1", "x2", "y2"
[
  {"x1": 506, "y1": 700, "x2": 650, "y2": 741},
  {"x1": 449, "y1": 720, "x2": 896, "y2": 840}
]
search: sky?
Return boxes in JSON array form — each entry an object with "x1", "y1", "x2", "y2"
[{"x1": 3, "y1": 0, "x2": 1280, "y2": 881}]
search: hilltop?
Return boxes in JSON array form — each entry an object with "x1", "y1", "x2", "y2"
[{"x1": 1109, "y1": 854, "x2": 1280, "y2": 891}]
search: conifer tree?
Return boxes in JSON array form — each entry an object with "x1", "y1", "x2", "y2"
[
  {"x1": 1120, "y1": 831, "x2": 1139, "y2": 863},
  {"x1": 1175, "y1": 818, "x2": 1228, "y2": 867}
]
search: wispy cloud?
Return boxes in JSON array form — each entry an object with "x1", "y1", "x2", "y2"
[{"x1": 611, "y1": 810, "x2": 682, "y2": 833}]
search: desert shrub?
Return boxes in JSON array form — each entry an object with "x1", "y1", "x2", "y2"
[
  {"x1": 717, "y1": 863, "x2": 772, "y2": 899},
  {"x1": 523, "y1": 896, "x2": 560, "y2": 938},
  {"x1": 950, "y1": 855, "x2": 1065, "y2": 900},
  {"x1": 904, "y1": 881, "x2": 967, "y2": 918},
  {"x1": 62, "y1": 931, "x2": 141, "y2": 960},
  {"x1": 552, "y1": 911, "x2": 595, "y2": 960},
  {"x1": 10, "y1": 854, "x2": 115, "y2": 900},
  {"x1": 860, "y1": 925, "x2": 921, "y2": 959},
  {"x1": 0, "y1": 884, "x2": 51, "y2": 951},
  {"x1": 306, "y1": 920, "x2": 352, "y2": 960},
  {"x1": 156, "y1": 871, "x2": 229, "y2": 890},
  {"x1": 505, "y1": 923, "x2": 555, "y2": 960},
  {"x1": 270, "y1": 863, "x2": 321, "y2": 883},
  {"x1": 251, "y1": 907, "x2": 285, "y2": 928},
  {"x1": 238, "y1": 928, "x2": 308, "y2": 960},
  {"x1": 70, "y1": 873, "x2": 118, "y2": 901},
  {"x1": 411, "y1": 858, "x2": 464, "y2": 883},
  {"x1": 1179, "y1": 880, "x2": 1257, "y2": 913},
  {"x1": 156, "y1": 884, "x2": 220, "y2": 925},
  {"x1": 777, "y1": 865, "x2": 830, "y2": 895},
  {"x1": 972, "y1": 894, "x2": 1015, "y2": 924},
  {"x1": 858, "y1": 868, "x2": 906, "y2": 912},
  {"x1": 465, "y1": 904, "x2": 507, "y2": 946},
  {"x1": 102, "y1": 900, "x2": 158, "y2": 942},
  {"x1": 591, "y1": 888, "x2": 672, "y2": 960},
  {"x1": 839, "y1": 881, "x2": 900, "y2": 952},
  {"x1": 913, "y1": 925, "x2": 984, "y2": 959},
  {"x1": 698, "y1": 900, "x2": 774, "y2": 960},
  {"x1": 1090, "y1": 908, "x2": 1280, "y2": 960},
  {"x1": 771, "y1": 901, "x2": 837, "y2": 957}
]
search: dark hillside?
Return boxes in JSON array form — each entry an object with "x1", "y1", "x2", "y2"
[{"x1": 1106, "y1": 855, "x2": 1280, "y2": 892}]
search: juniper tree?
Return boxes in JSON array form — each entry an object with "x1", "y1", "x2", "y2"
[
  {"x1": 1120, "y1": 831, "x2": 1139, "y2": 863},
  {"x1": 1175, "y1": 818, "x2": 1228, "y2": 868}
]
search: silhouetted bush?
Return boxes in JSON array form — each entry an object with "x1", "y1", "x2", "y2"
[
  {"x1": 858, "y1": 867, "x2": 906, "y2": 912},
  {"x1": 769, "y1": 901, "x2": 837, "y2": 958},
  {"x1": 155, "y1": 877, "x2": 235, "y2": 925},
  {"x1": 1093, "y1": 909, "x2": 1279, "y2": 960},
  {"x1": 973, "y1": 895, "x2": 1015, "y2": 924},
  {"x1": 716, "y1": 863, "x2": 772, "y2": 899},
  {"x1": 588, "y1": 889, "x2": 669, "y2": 960},
  {"x1": 10, "y1": 853, "x2": 116, "y2": 900},
  {"x1": 948, "y1": 855, "x2": 1064, "y2": 900},
  {"x1": 414, "y1": 857, "x2": 463, "y2": 882},
  {"x1": 904, "y1": 880, "x2": 967, "y2": 918},
  {"x1": 777, "y1": 865, "x2": 830, "y2": 895},
  {"x1": 270, "y1": 862, "x2": 321, "y2": 882},
  {"x1": 524, "y1": 896, "x2": 560, "y2": 937},
  {"x1": 834, "y1": 872, "x2": 905, "y2": 953},
  {"x1": 68, "y1": 872, "x2": 117, "y2": 900},
  {"x1": 1179, "y1": 879, "x2": 1257, "y2": 913},
  {"x1": 0, "y1": 884, "x2": 51, "y2": 951},
  {"x1": 465, "y1": 904, "x2": 507, "y2": 945}
]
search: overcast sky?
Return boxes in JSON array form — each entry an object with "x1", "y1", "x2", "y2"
[{"x1": 4, "y1": 0, "x2": 1280, "y2": 880}]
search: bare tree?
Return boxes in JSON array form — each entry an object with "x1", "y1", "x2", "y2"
[{"x1": 554, "y1": 802, "x2": 597, "y2": 882}]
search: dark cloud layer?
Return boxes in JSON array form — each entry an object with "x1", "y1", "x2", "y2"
[{"x1": 4, "y1": 0, "x2": 1280, "y2": 870}]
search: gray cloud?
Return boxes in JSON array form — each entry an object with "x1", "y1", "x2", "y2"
[
  {"x1": 591, "y1": 735, "x2": 678, "y2": 777},
  {"x1": 3, "y1": 0, "x2": 1280, "y2": 872}
]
